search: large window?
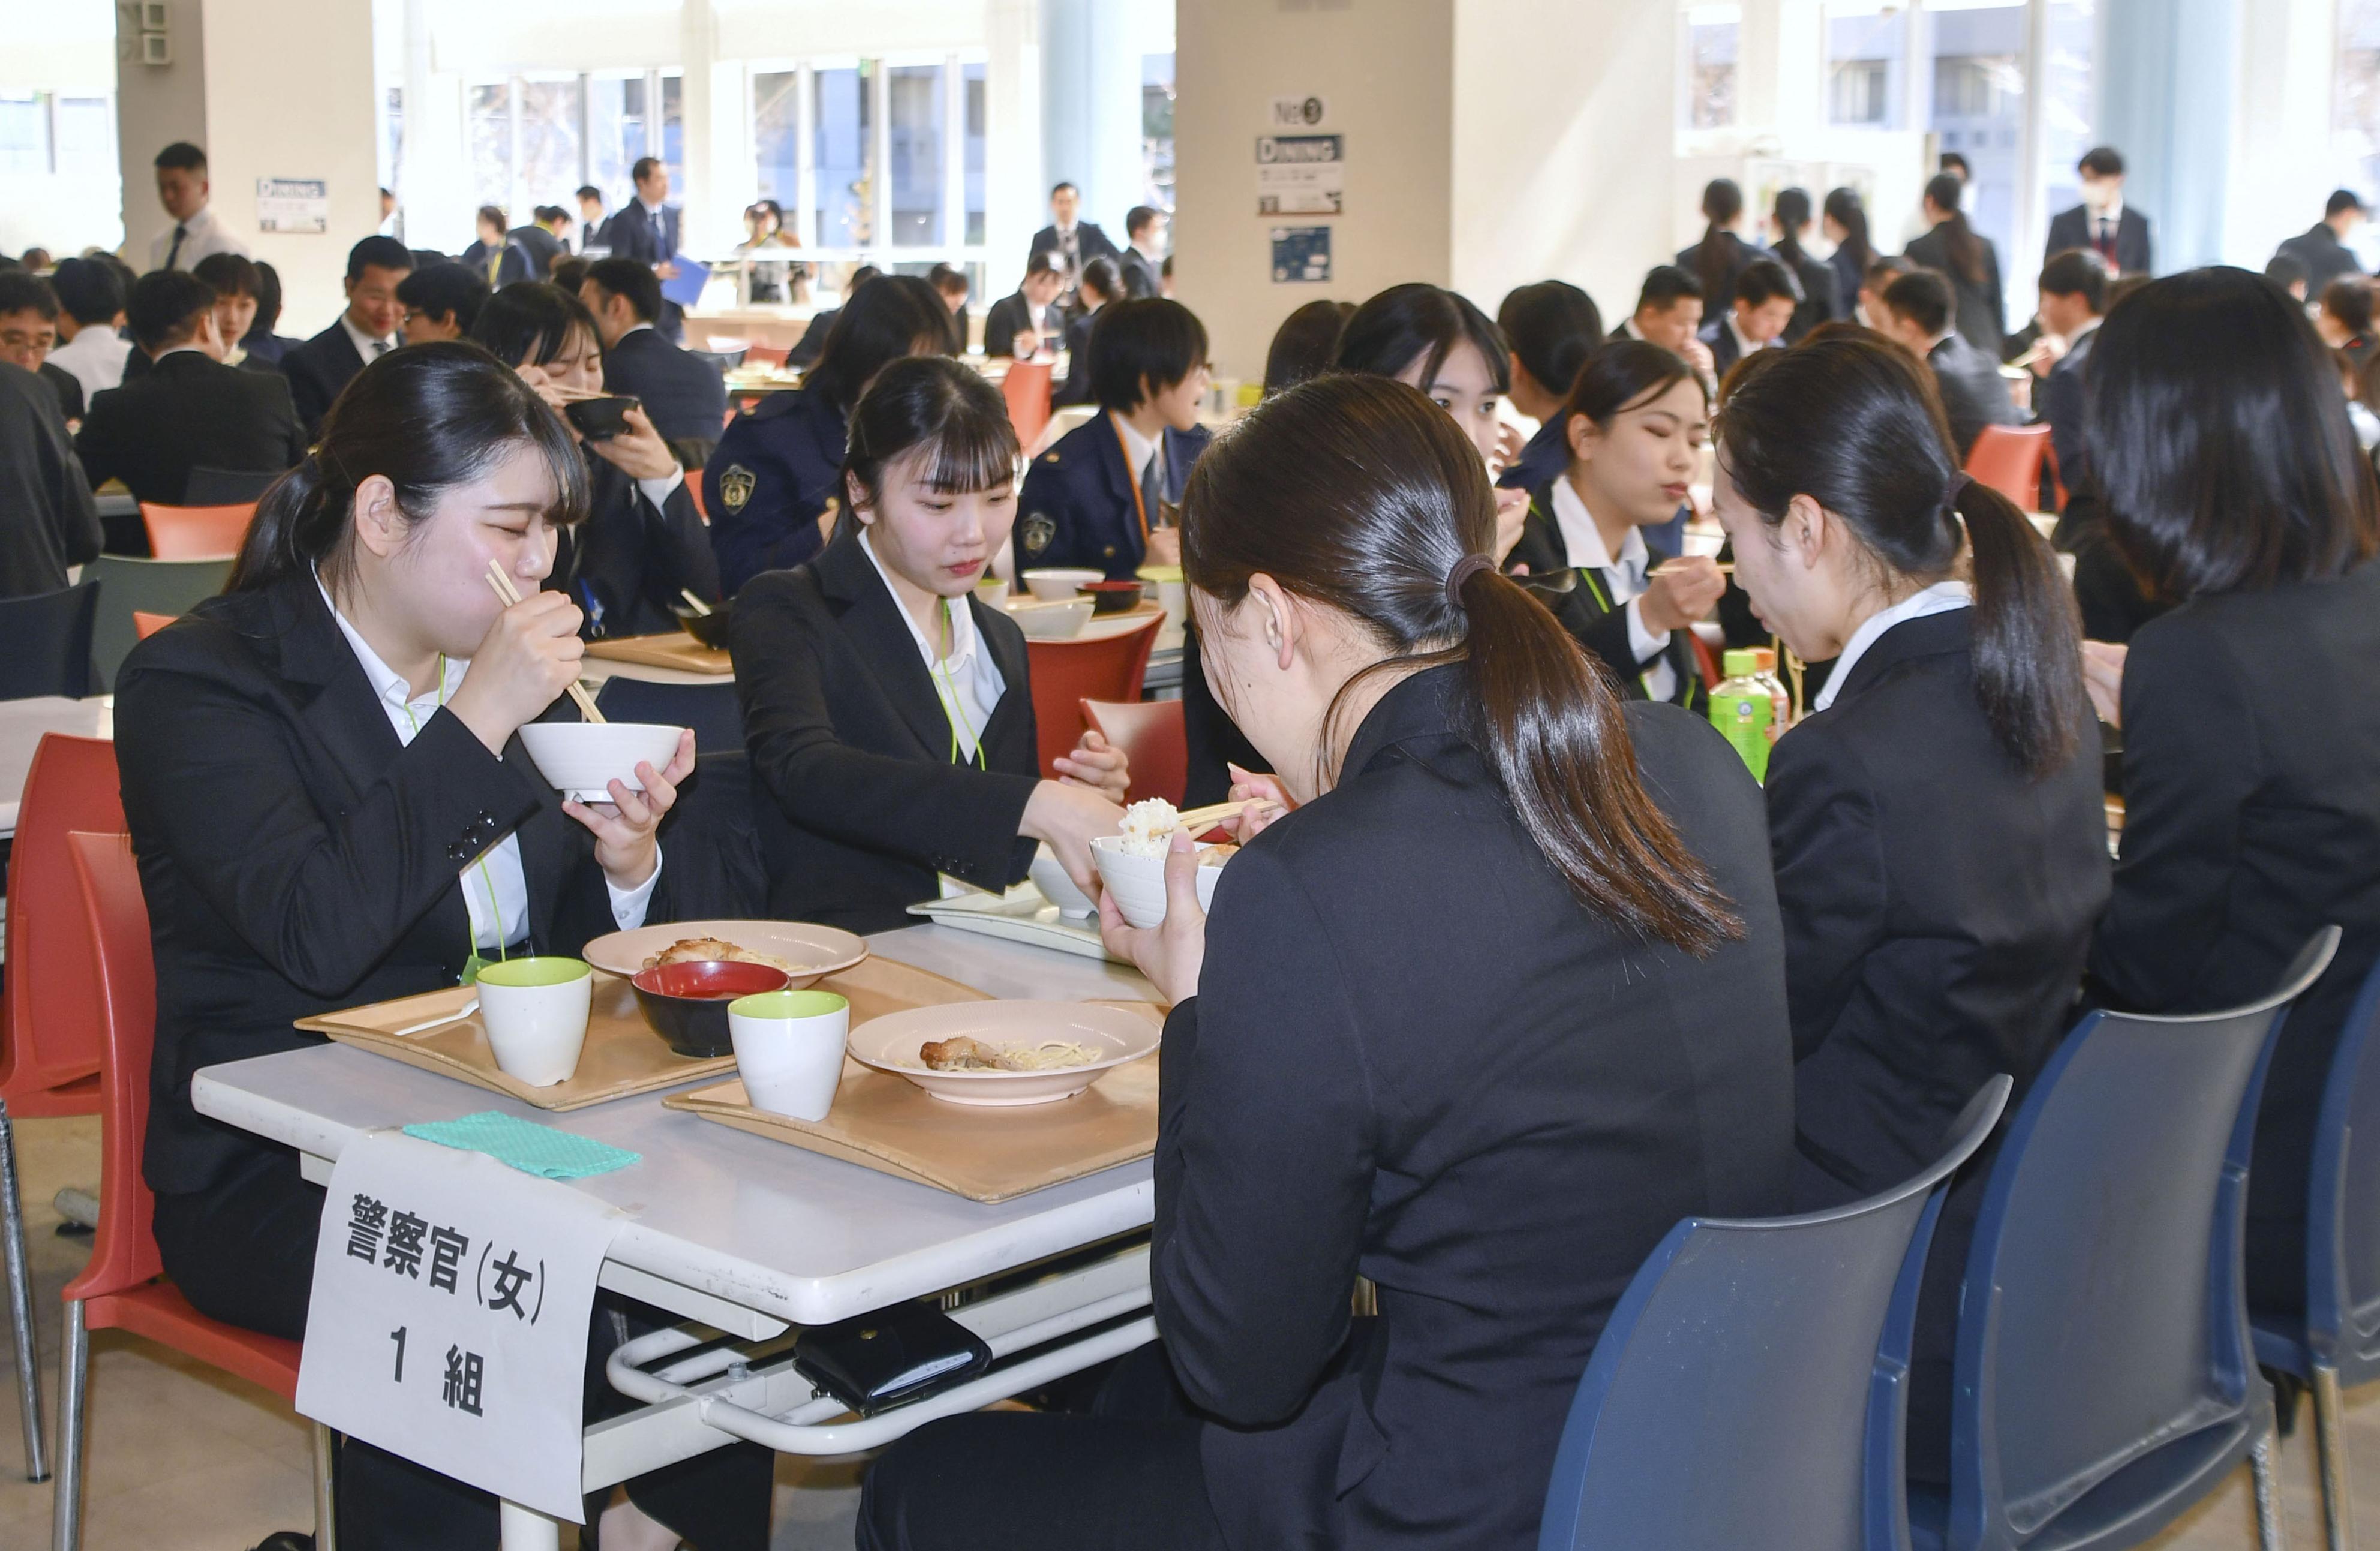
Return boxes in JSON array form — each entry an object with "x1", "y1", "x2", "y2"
[
  {"x1": 0, "y1": 91, "x2": 113, "y2": 179},
  {"x1": 813, "y1": 63, "x2": 872, "y2": 247},
  {"x1": 1928, "y1": 2, "x2": 2029, "y2": 288},
  {"x1": 965, "y1": 62, "x2": 988, "y2": 245},
  {"x1": 888, "y1": 63, "x2": 946, "y2": 246},
  {"x1": 2336, "y1": 0, "x2": 2380, "y2": 205},
  {"x1": 1828, "y1": 2, "x2": 1909, "y2": 129},
  {"x1": 1142, "y1": 53, "x2": 1176, "y2": 211},
  {"x1": 1682, "y1": 5, "x2": 1740, "y2": 131},
  {"x1": 456, "y1": 69, "x2": 682, "y2": 226}
]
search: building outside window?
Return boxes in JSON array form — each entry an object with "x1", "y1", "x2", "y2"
[
  {"x1": 2335, "y1": 0, "x2": 2380, "y2": 206},
  {"x1": 1828, "y1": 2, "x2": 1909, "y2": 130},
  {"x1": 1143, "y1": 52, "x2": 1175, "y2": 211},
  {"x1": 455, "y1": 68, "x2": 682, "y2": 226},
  {"x1": 1683, "y1": 4, "x2": 1741, "y2": 131}
]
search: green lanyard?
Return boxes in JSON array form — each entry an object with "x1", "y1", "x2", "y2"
[
  {"x1": 929, "y1": 597, "x2": 987, "y2": 771},
  {"x1": 1568, "y1": 564, "x2": 1676, "y2": 704},
  {"x1": 399, "y1": 656, "x2": 510, "y2": 984}
]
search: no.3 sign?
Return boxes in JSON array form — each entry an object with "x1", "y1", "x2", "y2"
[{"x1": 295, "y1": 1130, "x2": 623, "y2": 1520}]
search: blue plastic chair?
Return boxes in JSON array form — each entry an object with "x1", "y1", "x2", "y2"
[
  {"x1": 2250, "y1": 954, "x2": 2380, "y2": 1551},
  {"x1": 1535, "y1": 1075, "x2": 2014, "y2": 1551},
  {"x1": 1912, "y1": 928, "x2": 2343, "y2": 1551},
  {"x1": 593, "y1": 674, "x2": 745, "y2": 755}
]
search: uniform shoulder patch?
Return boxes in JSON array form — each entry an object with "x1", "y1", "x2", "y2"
[
  {"x1": 1020, "y1": 512, "x2": 1057, "y2": 555},
  {"x1": 719, "y1": 464, "x2": 756, "y2": 513},
  {"x1": 1041, "y1": 449, "x2": 1062, "y2": 464}
]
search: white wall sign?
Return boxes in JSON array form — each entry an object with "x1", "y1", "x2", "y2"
[
  {"x1": 1257, "y1": 136, "x2": 1345, "y2": 217},
  {"x1": 256, "y1": 178, "x2": 330, "y2": 235},
  {"x1": 1268, "y1": 95, "x2": 1330, "y2": 131},
  {"x1": 295, "y1": 1132, "x2": 622, "y2": 1521}
]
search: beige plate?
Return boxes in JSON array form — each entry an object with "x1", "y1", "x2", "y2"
[
  {"x1": 579, "y1": 919, "x2": 869, "y2": 984},
  {"x1": 846, "y1": 1000, "x2": 1161, "y2": 1106}
]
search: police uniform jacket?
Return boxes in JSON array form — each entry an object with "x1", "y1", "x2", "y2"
[
  {"x1": 1012, "y1": 412, "x2": 1211, "y2": 580},
  {"x1": 704, "y1": 385, "x2": 847, "y2": 596}
]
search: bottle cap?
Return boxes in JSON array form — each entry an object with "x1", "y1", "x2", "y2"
[
  {"x1": 1751, "y1": 647, "x2": 1777, "y2": 672},
  {"x1": 1722, "y1": 648, "x2": 1760, "y2": 678}
]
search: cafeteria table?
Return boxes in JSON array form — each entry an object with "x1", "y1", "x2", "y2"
[
  {"x1": 193, "y1": 924, "x2": 1161, "y2": 1549},
  {"x1": 0, "y1": 696, "x2": 112, "y2": 841}
]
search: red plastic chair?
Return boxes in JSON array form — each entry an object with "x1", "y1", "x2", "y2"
[
  {"x1": 1026, "y1": 615, "x2": 1161, "y2": 783},
  {"x1": 1002, "y1": 360, "x2": 1053, "y2": 451},
  {"x1": 52, "y1": 831, "x2": 332, "y2": 1550},
  {"x1": 0, "y1": 734, "x2": 120, "y2": 1481},
  {"x1": 1964, "y1": 424, "x2": 2051, "y2": 510},
  {"x1": 139, "y1": 501, "x2": 255, "y2": 560},
  {"x1": 130, "y1": 611, "x2": 175, "y2": 641},
  {"x1": 1081, "y1": 697, "x2": 1188, "y2": 807}
]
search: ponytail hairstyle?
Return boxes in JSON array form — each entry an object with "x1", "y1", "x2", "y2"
[
  {"x1": 1495, "y1": 279, "x2": 1604, "y2": 403},
  {"x1": 1693, "y1": 178, "x2": 1746, "y2": 306},
  {"x1": 1335, "y1": 282, "x2": 1510, "y2": 394},
  {"x1": 1823, "y1": 187, "x2": 1874, "y2": 278},
  {"x1": 1179, "y1": 372, "x2": 1742, "y2": 957},
  {"x1": 229, "y1": 341, "x2": 588, "y2": 594},
  {"x1": 1771, "y1": 187, "x2": 1814, "y2": 266},
  {"x1": 841, "y1": 354, "x2": 1020, "y2": 514},
  {"x1": 1922, "y1": 172, "x2": 1987, "y2": 286},
  {"x1": 1716, "y1": 333, "x2": 2085, "y2": 777}
]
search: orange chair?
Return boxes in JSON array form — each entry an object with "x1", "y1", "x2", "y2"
[
  {"x1": 1026, "y1": 615, "x2": 1161, "y2": 783},
  {"x1": 0, "y1": 734, "x2": 121, "y2": 1482},
  {"x1": 1002, "y1": 360, "x2": 1054, "y2": 452},
  {"x1": 1081, "y1": 697, "x2": 1188, "y2": 807},
  {"x1": 53, "y1": 831, "x2": 333, "y2": 1550},
  {"x1": 1964, "y1": 424, "x2": 2051, "y2": 510},
  {"x1": 139, "y1": 501, "x2": 256, "y2": 560},
  {"x1": 130, "y1": 611, "x2": 175, "y2": 640}
]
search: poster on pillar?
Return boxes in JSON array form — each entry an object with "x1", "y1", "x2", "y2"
[
  {"x1": 1257, "y1": 136, "x2": 1344, "y2": 216},
  {"x1": 1271, "y1": 227, "x2": 1332, "y2": 284},
  {"x1": 256, "y1": 179, "x2": 330, "y2": 235}
]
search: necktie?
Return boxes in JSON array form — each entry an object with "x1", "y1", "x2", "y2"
[
  {"x1": 1140, "y1": 450, "x2": 1165, "y2": 534},
  {"x1": 2096, "y1": 218, "x2": 2117, "y2": 267},
  {"x1": 650, "y1": 206, "x2": 665, "y2": 254},
  {"x1": 164, "y1": 223, "x2": 187, "y2": 270},
  {"x1": 371, "y1": 339, "x2": 390, "y2": 357}
]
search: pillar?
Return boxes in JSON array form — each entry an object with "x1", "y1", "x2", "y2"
[
  {"x1": 2096, "y1": 0, "x2": 2240, "y2": 272},
  {"x1": 984, "y1": 0, "x2": 1045, "y2": 291},
  {"x1": 1039, "y1": 0, "x2": 1146, "y2": 235}
]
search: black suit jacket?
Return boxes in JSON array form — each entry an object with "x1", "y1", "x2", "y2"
[
  {"x1": 76, "y1": 351, "x2": 307, "y2": 506},
  {"x1": 1155, "y1": 667, "x2": 1791, "y2": 1549},
  {"x1": 982, "y1": 291, "x2": 1056, "y2": 359},
  {"x1": 1052, "y1": 311, "x2": 1098, "y2": 407},
  {"x1": 2090, "y1": 561, "x2": 2380, "y2": 1304},
  {"x1": 1925, "y1": 332, "x2": 2018, "y2": 458},
  {"x1": 2276, "y1": 223, "x2": 2364, "y2": 296},
  {"x1": 602, "y1": 203, "x2": 681, "y2": 268},
  {"x1": 548, "y1": 453, "x2": 719, "y2": 638},
  {"x1": 1117, "y1": 247, "x2": 1160, "y2": 299},
  {"x1": 2038, "y1": 324, "x2": 2096, "y2": 494},
  {"x1": 601, "y1": 326, "x2": 729, "y2": 449},
  {"x1": 1506, "y1": 489, "x2": 1706, "y2": 712},
  {"x1": 0, "y1": 360, "x2": 101, "y2": 600},
  {"x1": 280, "y1": 321, "x2": 374, "y2": 441},
  {"x1": 461, "y1": 239, "x2": 533, "y2": 288},
  {"x1": 40, "y1": 361, "x2": 83, "y2": 424},
  {"x1": 1905, "y1": 223, "x2": 2008, "y2": 359},
  {"x1": 1029, "y1": 221, "x2": 1120, "y2": 273},
  {"x1": 730, "y1": 527, "x2": 1040, "y2": 933},
  {"x1": 786, "y1": 306, "x2": 839, "y2": 370},
  {"x1": 115, "y1": 570, "x2": 654, "y2": 1194},
  {"x1": 2046, "y1": 204, "x2": 2152, "y2": 275},
  {"x1": 1674, "y1": 231, "x2": 1764, "y2": 310},
  {"x1": 511, "y1": 224, "x2": 564, "y2": 279},
  {"x1": 1779, "y1": 248, "x2": 1841, "y2": 342}
]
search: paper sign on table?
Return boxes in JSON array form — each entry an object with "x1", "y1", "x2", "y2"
[{"x1": 295, "y1": 1131, "x2": 621, "y2": 1521}]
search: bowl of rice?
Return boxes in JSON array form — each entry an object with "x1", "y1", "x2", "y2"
[{"x1": 1092, "y1": 798, "x2": 1229, "y2": 928}]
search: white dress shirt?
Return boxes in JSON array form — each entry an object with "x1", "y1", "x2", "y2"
[
  {"x1": 1812, "y1": 579, "x2": 1973, "y2": 713},
  {"x1": 1113, "y1": 413, "x2": 1162, "y2": 504},
  {"x1": 859, "y1": 530, "x2": 1009, "y2": 896},
  {"x1": 317, "y1": 579, "x2": 661, "y2": 947},
  {"x1": 48, "y1": 326, "x2": 131, "y2": 401},
  {"x1": 147, "y1": 206, "x2": 250, "y2": 272},
  {"x1": 339, "y1": 312, "x2": 398, "y2": 365},
  {"x1": 1549, "y1": 478, "x2": 1678, "y2": 703},
  {"x1": 1726, "y1": 314, "x2": 1777, "y2": 363}
]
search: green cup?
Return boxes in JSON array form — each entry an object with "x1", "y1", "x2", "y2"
[
  {"x1": 473, "y1": 957, "x2": 592, "y2": 1086},
  {"x1": 728, "y1": 990, "x2": 851, "y2": 1120}
]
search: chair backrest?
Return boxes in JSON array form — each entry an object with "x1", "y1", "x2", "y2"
[
  {"x1": 1, "y1": 734, "x2": 124, "y2": 1104},
  {"x1": 1539, "y1": 1078, "x2": 2014, "y2": 1551},
  {"x1": 59, "y1": 829, "x2": 163, "y2": 1303},
  {"x1": 85, "y1": 554, "x2": 233, "y2": 689},
  {"x1": 131, "y1": 611, "x2": 175, "y2": 640},
  {"x1": 139, "y1": 501, "x2": 256, "y2": 561},
  {"x1": 0, "y1": 580, "x2": 99, "y2": 701},
  {"x1": 1002, "y1": 360, "x2": 1053, "y2": 450},
  {"x1": 2303, "y1": 953, "x2": 2380, "y2": 1381},
  {"x1": 593, "y1": 675, "x2": 745, "y2": 755},
  {"x1": 182, "y1": 465, "x2": 283, "y2": 506},
  {"x1": 1081, "y1": 697, "x2": 1188, "y2": 806},
  {"x1": 1949, "y1": 928, "x2": 2342, "y2": 1550},
  {"x1": 1963, "y1": 425, "x2": 2050, "y2": 509},
  {"x1": 1025, "y1": 616, "x2": 1161, "y2": 782}
]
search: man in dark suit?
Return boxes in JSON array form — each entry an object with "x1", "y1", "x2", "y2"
[
  {"x1": 1027, "y1": 181, "x2": 1119, "y2": 303},
  {"x1": 982, "y1": 252, "x2": 1068, "y2": 359},
  {"x1": 2274, "y1": 190, "x2": 2369, "y2": 296},
  {"x1": 1117, "y1": 206, "x2": 1165, "y2": 299},
  {"x1": 2045, "y1": 146, "x2": 2153, "y2": 276},
  {"x1": 576, "y1": 185, "x2": 609, "y2": 251},
  {"x1": 280, "y1": 235, "x2": 412, "y2": 440},
  {"x1": 1878, "y1": 268, "x2": 2016, "y2": 458},
  {"x1": 600, "y1": 157, "x2": 686, "y2": 342},
  {"x1": 0, "y1": 356, "x2": 100, "y2": 599},
  {"x1": 461, "y1": 206, "x2": 533, "y2": 289},
  {"x1": 0, "y1": 270, "x2": 85, "y2": 425},
  {"x1": 511, "y1": 206, "x2": 569, "y2": 279},
  {"x1": 581, "y1": 257, "x2": 728, "y2": 467},
  {"x1": 1697, "y1": 256, "x2": 1798, "y2": 377},
  {"x1": 2030, "y1": 249, "x2": 2107, "y2": 508},
  {"x1": 77, "y1": 270, "x2": 306, "y2": 506}
]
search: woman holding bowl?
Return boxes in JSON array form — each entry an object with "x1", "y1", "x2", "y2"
[
  {"x1": 857, "y1": 372, "x2": 1793, "y2": 1550},
  {"x1": 114, "y1": 344, "x2": 766, "y2": 1550}
]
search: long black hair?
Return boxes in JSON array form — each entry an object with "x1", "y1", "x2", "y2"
[
  {"x1": 469, "y1": 280, "x2": 599, "y2": 368},
  {"x1": 230, "y1": 341, "x2": 587, "y2": 593},
  {"x1": 1262, "y1": 299, "x2": 1356, "y2": 396},
  {"x1": 1335, "y1": 282, "x2": 1510, "y2": 394},
  {"x1": 1563, "y1": 339, "x2": 1705, "y2": 441},
  {"x1": 806, "y1": 273, "x2": 955, "y2": 417},
  {"x1": 1181, "y1": 372, "x2": 1741, "y2": 956},
  {"x1": 1717, "y1": 332, "x2": 2085, "y2": 778},
  {"x1": 1691, "y1": 178, "x2": 1745, "y2": 307},
  {"x1": 1496, "y1": 280, "x2": 1604, "y2": 404},
  {"x1": 1771, "y1": 187, "x2": 1814, "y2": 266},
  {"x1": 2089, "y1": 266, "x2": 2379, "y2": 599},
  {"x1": 842, "y1": 355, "x2": 1020, "y2": 513},
  {"x1": 1823, "y1": 187, "x2": 1873, "y2": 278},
  {"x1": 1922, "y1": 173, "x2": 1987, "y2": 286}
]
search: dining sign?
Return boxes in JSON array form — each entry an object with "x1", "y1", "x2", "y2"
[{"x1": 1256, "y1": 135, "x2": 1344, "y2": 217}]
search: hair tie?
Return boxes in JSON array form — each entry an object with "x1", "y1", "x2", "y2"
[
  {"x1": 1946, "y1": 470, "x2": 1973, "y2": 507},
  {"x1": 1445, "y1": 554, "x2": 1493, "y2": 608}
]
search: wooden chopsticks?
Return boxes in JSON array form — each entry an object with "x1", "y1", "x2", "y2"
[{"x1": 483, "y1": 560, "x2": 606, "y2": 723}]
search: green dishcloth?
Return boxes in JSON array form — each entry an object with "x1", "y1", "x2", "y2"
[{"x1": 402, "y1": 1110, "x2": 642, "y2": 1180}]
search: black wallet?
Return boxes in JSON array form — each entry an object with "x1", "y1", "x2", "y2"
[{"x1": 793, "y1": 1304, "x2": 993, "y2": 1417}]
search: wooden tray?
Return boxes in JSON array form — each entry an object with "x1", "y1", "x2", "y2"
[
  {"x1": 664, "y1": 1000, "x2": 1165, "y2": 1202},
  {"x1": 585, "y1": 632, "x2": 735, "y2": 677},
  {"x1": 296, "y1": 956, "x2": 991, "y2": 1111}
]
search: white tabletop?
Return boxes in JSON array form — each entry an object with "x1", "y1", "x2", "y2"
[
  {"x1": 0, "y1": 695, "x2": 113, "y2": 839},
  {"x1": 191, "y1": 925, "x2": 1159, "y2": 1328}
]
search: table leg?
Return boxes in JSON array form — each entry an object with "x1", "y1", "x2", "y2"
[{"x1": 497, "y1": 1500, "x2": 560, "y2": 1551}]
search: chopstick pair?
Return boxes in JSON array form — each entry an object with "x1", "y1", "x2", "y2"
[{"x1": 483, "y1": 561, "x2": 608, "y2": 724}]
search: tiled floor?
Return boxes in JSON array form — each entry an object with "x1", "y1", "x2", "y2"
[{"x1": 4, "y1": 1109, "x2": 2379, "y2": 1550}]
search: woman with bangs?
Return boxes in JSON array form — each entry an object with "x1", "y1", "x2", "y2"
[
  {"x1": 114, "y1": 344, "x2": 771, "y2": 1548},
  {"x1": 732, "y1": 356, "x2": 1132, "y2": 933}
]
